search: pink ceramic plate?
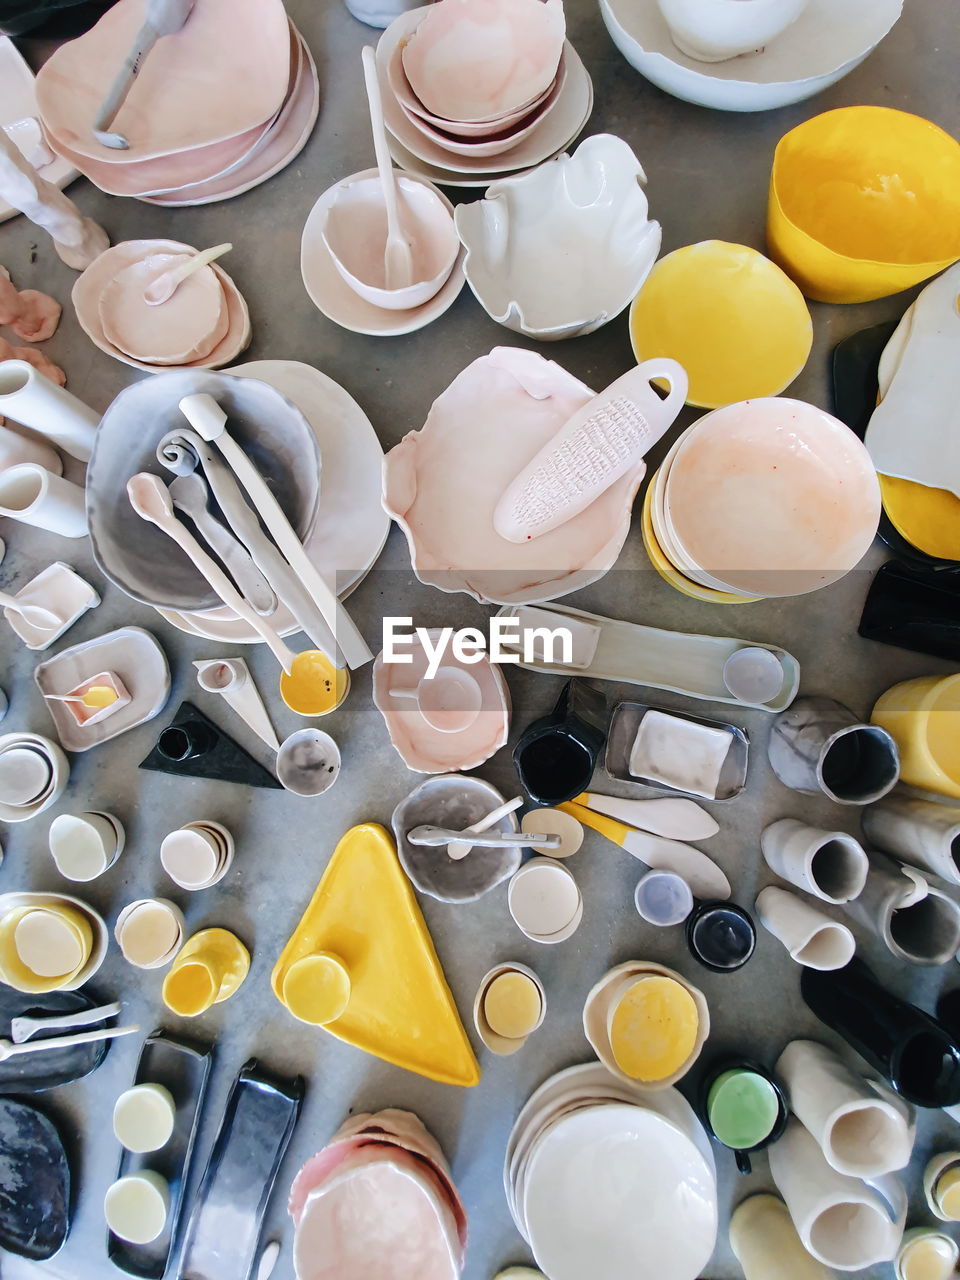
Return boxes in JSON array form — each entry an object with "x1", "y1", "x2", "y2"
[
  {"x1": 383, "y1": 348, "x2": 645, "y2": 604},
  {"x1": 139, "y1": 29, "x2": 318, "y2": 207},
  {"x1": 372, "y1": 629, "x2": 510, "y2": 772},
  {"x1": 36, "y1": 0, "x2": 291, "y2": 163},
  {"x1": 72, "y1": 238, "x2": 250, "y2": 371},
  {"x1": 391, "y1": 49, "x2": 555, "y2": 138},
  {"x1": 664, "y1": 398, "x2": 881, "y2": 597}
]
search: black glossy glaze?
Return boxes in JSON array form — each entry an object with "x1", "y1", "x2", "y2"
[
  {"x1": 0, "y1": 1097, "x2": 70, "y2": 1259},
  {"x1": 686, "y1": 901, "x2": 756, "y2": 973},
  {"x1": 514, "y1": 679, "x2": 607, "y2": 805},
  {"x1": 0, "y1": 987, "x2": 110, "y2": 1094},
  {"x1": 140, "y1": 701, "x2": 281, "y2": 789},
  {"x1": 696, "y1": 1055, "x2": 788, "y2": 1176},
  {"x1": 859, "y1": 560, "x2": 960, "y2": 662}
]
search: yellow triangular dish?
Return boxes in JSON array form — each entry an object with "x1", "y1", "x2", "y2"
[{"x1": 271, "y1": 823, "x2": 480, "y2": 1088}]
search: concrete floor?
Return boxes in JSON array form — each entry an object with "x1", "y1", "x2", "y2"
[{"x1": 1, "y1": 0, "x2": 959, "y2": 1277}]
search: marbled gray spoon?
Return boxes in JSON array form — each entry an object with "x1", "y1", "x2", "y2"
[
  {"x1": 407, "y1": 825, "x2": 560, "y2": 850},
  {"x1": 170, "y1": 474, "x2": 277, "y2": 616},
  {"x1": 157, "y1": 429, "x2": 335, "y2": 654}
]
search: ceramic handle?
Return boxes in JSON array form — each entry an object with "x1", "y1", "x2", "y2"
[{"x1": 635, "y1": 357, "x2": 688, "y2": 425}]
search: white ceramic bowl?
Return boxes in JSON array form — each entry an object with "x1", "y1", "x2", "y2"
[{"x1": 0, "y1": 733, "x2": 69, "y2": 824}]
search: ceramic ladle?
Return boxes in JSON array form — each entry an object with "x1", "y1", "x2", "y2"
[
  {"x1": 169, "y1": 473, "x2": 277, "y2": 615},
  {"x1": 143, "y1": 243, "x2": 232, "y2": 306},
  {"x1": 0, "y1": 589, "x2": 60, "y2": 631}
]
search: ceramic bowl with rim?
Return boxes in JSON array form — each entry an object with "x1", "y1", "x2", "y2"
[
  {"x1": 86, "y1": 369, "x2": 320, "y2": 612},
  {"x1": 641, "y1": 480, "x2": 758, "y2": 605},
  {"x1": 768, "y1": 106, "x2": 960, "y2": 304},
  {"x1": 391, "y1": 774, "x2": 521, "y2": 903},
  {"x1": 455, "y1": 133, "x2": 661, "y2": 341},
  {"x1": 600, "y1": 0, "x2": 903, "y2": 112},
  {"x1": 0, "y1": 733, "x2": 70, "y2": 824},
  {"x1": 0, "y1": 891, "x2": 107, "y2": 991}
]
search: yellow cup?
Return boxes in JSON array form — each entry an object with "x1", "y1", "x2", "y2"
[
  {"x1": 768, "y1": 107, "x2": 960, "y2": 304},
  {"x1": 162, "y1": 928, "x2": 249, "y2": 1017},
  {"x1": 872, "y1": 674, "x2": 960, "y2": 798},
  {"x1": 0, "y1": 902, "x2": 92, "y2": 993}
]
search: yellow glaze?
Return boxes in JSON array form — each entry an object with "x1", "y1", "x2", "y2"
[
  {"x1": 872, "y1": 675, "x2": 960, "y2": 799},
  {"x1": 483, "y1": 972, "x2": 542, "y2": 1040},
  {"x1": 279, "y1": 650, "x2": 350, "y2": 717},
  {"x1": 768, "y1": 107, "x2": 960, "y2": 304},
  {"x1": 608, "y1": 975, "x2": 699, "y2": 1083},
  {"x1": 162, "y1": 927, "x2": 250, "y2": 1017},
  {"x1": 271, "y1": 823, "x2": 480, "y2": 1087},
  {"x1": 629, "y1": 241, "x2": 812, "y2": 409},
  {"x1": 936, "y1": 1166, "x2": 960, "y2": 1220},
  {"x1": 0, "y1": 903, "x2": 92, "y2": 993},
  {"x1": 282, "y1": 951, "x2": 351, "y2": 1025},
  {"x1": 640, "y1": 481, "x2": 759, "y2": 604},
  {"x1": 81, "y1": 684, "x2": 119, "y2": 708},
  {"x1": 898, "y1": 1231, "x2": 959, "y2": 1280},
  {"x1": 730, "y1": 1194, "x2": 834, "y2": 1280},
  {"x1": 880, "y1": 473, "x2": 960, "y2": 561}
]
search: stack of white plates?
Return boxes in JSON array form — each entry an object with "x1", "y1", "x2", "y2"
[{"x1": 505, "y1": 1063, "x2": 718, "y2": 1280}]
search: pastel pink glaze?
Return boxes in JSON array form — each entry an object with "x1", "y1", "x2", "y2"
[
  {"x1": 382, "y1": 348, "x2": 646, "y2": 604},
  {"x1": 0, "y1": 273, "x2": 61, "y2": 342},
  {"x1": 401, "y1": 0, "x2": 565, "y2": 123},
  {"x1": 98, "y1": 255, "x2": 228, "y2": 364}
]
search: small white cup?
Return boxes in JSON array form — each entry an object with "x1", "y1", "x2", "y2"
[
  {"x1": 0, "y1": 463, "x2": 87, "y2": 538},
  {"x1": 755, "y1": 886, "x2": 855, "y2": 970},
  {"x1": 656, "y1": 0, "x2": 808, "y2": 62},
  {"x1": 115, "y1": 898, "x2": 185, "y2": 969},
  {"x1": 761, "y1": 819, "x2": 868, "y2": 904}
]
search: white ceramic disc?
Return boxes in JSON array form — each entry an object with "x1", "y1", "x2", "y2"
[
  {"x1": 113, "y1": 1084, "x2": 176, "y2": 1154},
  {"x1": 14, "y1": 909, "x2": 82, "y2": 977}
]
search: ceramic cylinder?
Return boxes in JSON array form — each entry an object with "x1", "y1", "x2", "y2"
[
  {"x1": 768, "y1": 697, "x2": 900, "y2": 805},
  {"x1": 0, "y1": 360, "x2": 98, "y2": 462},
  {"x1": 0, "y1": 421, "x2": 62, "y2": 475},
  {"x1": 756, "y1": 887, "x2": 855, "y2": 971},
  {"x1": 872, "y1": 676, "x2": 960, "y2": 800},
  {"x1": 342, "y1": 0, "x2": 423, "y2": 27},
  {"x1": 729, "y1": 1194, "x2": 835, "y2": 1280},
  {"x1": 776, "y1": 1040, "x2": 915, "y2": 1177},
  {"x1": 655, "y1": 0, "x2": 807, "y2": 62},
  {"x1": 769, "y1": 1119, "x2": 905, "y2": 1271},
  {"x1": 800, "y1": 959, "x2": 960, "y2": 1108},
  {"x1": 863, "y1": 795, "x2": 960, "y2": 886},
  {"x1": 0, "y1": 463, "x2": 87, "y2": 537},
  {"x1": 514, "y1": 679, "x2": 607, "y2": 807},
  {"x1": 761, "y1": 819, "x2": 868, "y2": 903},
  {"x1": 845, "y1": 850, "x2": 960, "y2": 966}
]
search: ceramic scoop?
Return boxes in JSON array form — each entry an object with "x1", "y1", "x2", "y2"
[{"x1": 494, "y1": 359, "x2": 687, "y2": 542}]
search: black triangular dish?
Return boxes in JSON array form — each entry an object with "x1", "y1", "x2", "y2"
[{"x1": 139, "y1": 701, "x2": 281, "y2": 789}]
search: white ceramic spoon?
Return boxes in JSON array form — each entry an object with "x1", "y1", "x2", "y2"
[
  {"x1": 408, "y1": 824, "x2": 560, "y2": 849},
  {"x1": 170, "y1": 473, "x2": 276, "y2": 614},
  {"x1": 362, "y1": 45, "x2": 414, "y2": 290},
  {"x1": 449, "y1": 795, "x2": 523, "y2": 860},
  {"x1": 144, "y1": 243, "x2": 232, "y2": 305},
  {"x1": 0, "y1": 1023, "x2": 139, "y2": 1061},
  {"x1": 11, "y1": 1000, "x2": 121, "y2": 1044},
  {"x1": 572, "y1": 791, "x2": 719, "y2": 841},
  {"x1": 256, "y1": 1241, "x2": 281, "y2": 1280},
  {"x1": 0, "y1": 589, "x2": 60, "y2": 630}
]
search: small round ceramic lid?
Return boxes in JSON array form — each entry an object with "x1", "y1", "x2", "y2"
[{"x1": 283, "y1": 952, "x2": 352, "y2": 1025}]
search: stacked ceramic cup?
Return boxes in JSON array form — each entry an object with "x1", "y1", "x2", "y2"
[
  {"x1": 35, "y1": 0, "x2": 319, "y2": 207},
  {"x1": 49, "y1": 810, "x2": 125, "y2": 881},
  {"x1": 376, "y1": 0, "x2": 592, "y2": 186},
  {"x1": 508, "y1": 858, "x2": 582, "y2": 943},
  {"x1": 160, "y1": 822, "x2": 234, "y2": 891},
  {"x1": 115, "y1": 899, "x2": 185, "y2": 970},
  {"x1": 473, "y1": 963, "x2": 546, "y2": 1056},
  {"x1": 0, "y1": 892, "x2": 106, "y2": 992},
  {"x1": 644, "y1": 397, "x2": 881, "y2": 602},
  {"x1": 0, "y1": 731, "x2": 69, "y2": 822}
]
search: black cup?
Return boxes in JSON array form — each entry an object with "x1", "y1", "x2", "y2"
[
  {"x1": 686, "y1": 901, "x2": 756, "y2": 973},
  {"x1": 802, "y1": 959, "x2": 960, "y2": 1108},
  {"x1": 698, "y1": 1056, "x2": 789, "y2": 1175},
  {"x1": 158, "y1": 720, "x2": 217, "y2": 763},
  {"x1": 514, "y1": 679, "x2": 607, "y2": 806}
]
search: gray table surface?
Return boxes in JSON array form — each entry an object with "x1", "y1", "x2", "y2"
[{"x1": 2, "y1": 0, "x2": 959, "y2": 1276}]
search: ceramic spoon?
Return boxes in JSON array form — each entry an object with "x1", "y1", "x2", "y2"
[
  {"x1": 44, "y1": 685, "x2": 118, "y2": 708},
  {"x1": 126, "y1": 473, "x2": 297, "y2": 674},
  {"x1": 0, "y1": 1023, "x2": 139, "y2": 1061},
  {"x1": 257, "y1": 1241, "x2": 281, "y2": 1280},
  {"x1": 572, "y1": 792, "x2": 719, "y2": 841},
  {"x1": 92, "y1": 0, "x2": 197, "y2": 148},
  {"x1": 408, "y1": 825, "x2": 560, "y2": 850},
  {"x1": 0, "y1": 590, "x2": 61, "y2": 630},
  {"x1": 448, "y1": 796, "x2": 524, "y2": 860},
  {"x1": 361, "y1": 45, "x2": 414, "y2": 290},
  {"x1": 11, "y1": 1000, "x2": 121, "y2": 1044},
  {"x1": 170, "y1": 473, "x2": 277, "y2": 615},
  {"x1": 144, "y1": 243, "x2": 232, "y2": 306}
]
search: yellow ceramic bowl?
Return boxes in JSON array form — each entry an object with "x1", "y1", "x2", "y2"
[
  {"x1": 629, "y1": 241, "x2": 812, "y2": 410},
  {"x1": 880, "y1": 474, "x2": 960, "y2": 562},
  {"x1": 641, "y1": 480, "x2": 758, "y2": 605},
  {"x1": 0, "y1": 903, "x2": 92, "y2": 993},
  {"x1": 768, "y1": 107, "x2": 960, "y2": 304},
  {"x1": 872, "y1": 674, "x2": 960, "y2": 799}
]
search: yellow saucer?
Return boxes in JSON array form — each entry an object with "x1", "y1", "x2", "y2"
[
  {"x1": 167, "y1": 927, "x2": 250, "y2": 1006},
  {"x1": 641, "y1": 481, "x2": 758, "y2": 605}
]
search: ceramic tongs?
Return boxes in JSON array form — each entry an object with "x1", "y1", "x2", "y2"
[{"x1": 92, "y1": 0, "x2": 197, "y2": 149}]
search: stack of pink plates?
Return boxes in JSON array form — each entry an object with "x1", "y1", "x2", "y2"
[
  {"x1": 376, "y1": 1, "x2": 593, "y2": 188},
  {"x1": 34, "y1": 0, "x2": 318, "y2": 207},
  {"x1": 288, "y1": 1109, "x2": 467, "y2": 1280},
  {"x1": 650, "y1": 397, "x2": 881, "y2": 598}
]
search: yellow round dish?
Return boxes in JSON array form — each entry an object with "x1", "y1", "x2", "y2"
[
  {"x1": 872, "y1": 674, "x2": 960, "y2": 799},
  {"x1": 641, "y1": 481, "x2": 758, "y2": 605},
  {"x1": 608, "y1": 975, "x2": 699, "y2": 1083},
  {"x1": 280, "y1": 650, "x2": 350, "y2": 716},
  {"x1": 483, "y1": 971, "x2": 542, "y2": 1041},
  {"x1": 162, "y1": 927, "x2": 250, "y2": 1017},
  {"x1": 768, "y1": 107, "x2": 960, "y2": 303},
  {"x1": 282, "y1": 951, "x2": 351, "y2": 1025},
  {"x1": 0, "y1": 903, "x2": 92, "y2": 993},
  {"x1": 629, "y1": 241, "x2": 812, "y2": 409}
]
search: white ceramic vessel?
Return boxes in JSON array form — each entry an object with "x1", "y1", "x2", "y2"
[
  {"x1": 0, "y1": 463, "x2": 87, "y2": 537},
  {"x1": 0, "y1": 360, "x2": 98, "y2": 461},
  {"x1": 863, "y1": 794, "x2": 960, "y2": 887},
  {"x1": 656, "y1": 0, "x2": 807, "y2": 63},
  {"x1": 3, "y1": 562, "x2": 100, "y2": 651},
  {"x1": 755, "y1": 886, "x2": 855, "y2": 970},
  {"x1": 760, "y1": 819, "x2": 868, "y2": 904}
]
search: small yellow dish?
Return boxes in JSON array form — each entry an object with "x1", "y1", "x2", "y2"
[
  {"x1": 879, "y1": 473, "x2": 960, "y2": 562},
  {"x1": 641, "y1": 481, "x2": 758, "y2": 605},
  {"x1": 608, "y1": 975, "x2": 699, "y2": 1083},
  {"x1": 281, "y1": 951, "x2": 352, "y2": 1026},
  {"x1": 162, "y1": 927, "x2": 250, "y2": 1018},
  {"x1": 629, "y1": 241, "x2": 812, "y2": 409},
  {"x1": 279, "y1": 650, "x2": 350, "y2": 717},
  {"x1": 768, "y1": 107, "x2": 960, "y2": 303},
  {"x1": 0, "y1": 903, "x2": 92, "y2": 993}
]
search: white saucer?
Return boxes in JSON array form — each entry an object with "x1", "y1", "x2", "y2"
[
  {"x1": 0, "y1": 37, "x2": 78, "y2": 224},
  {"x1": 301, "y1": 170, "x2": 466, "y2": 335}
]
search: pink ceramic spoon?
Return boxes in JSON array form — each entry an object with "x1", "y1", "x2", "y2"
[{"x1": 143, "y1": 243, "x2": 232, "y2": 305}]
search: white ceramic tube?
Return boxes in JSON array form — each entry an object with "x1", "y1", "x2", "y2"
[
  {"x1": 776, "y1": 1040, "x2": 915, "y2": 1177},
  {"x1": 756, "y1": 886, "x2": 856, "y2": 970},
  {"x1": 846, "y1": 850, "x2": 960, "y2": 966},
  {"x1": 761, "y1": 819, "x2": 868, "y2": 903},
  {"x1": 769, "y1": 1120, "x2": 904, "y2": 1271},
  {"x1": 729, "y1": 1194, "x2": 835, "y2": 1280},
  {"x1": 863, "y1": 796, "x2": 960, "y2": 887},
  {"x1": 0, "y1": 463, "x2": 87, "y2": 537},
  {"x1": 0, "y1": 421, "x2": 62, "y2": 474},
  {"x1": 0, "y1": 361, "x2": 98, "y2": 461}
]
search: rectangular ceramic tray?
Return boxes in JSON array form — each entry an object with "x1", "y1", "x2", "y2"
[
  {"x1": 178, "y1": 1060, "x2": 303, "y2": 1280},
  {"x1": 605, "y1": 700, "x2": 749, "y2": 801},
  {"x1": 495, "y1": 602, "x2": 799, "y2": 712},
  {"x1": 108, "y1": 1031, "x2": 213, "y2": 1280}
]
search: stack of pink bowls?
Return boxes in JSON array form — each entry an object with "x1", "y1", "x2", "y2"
[
  {"x1": 647, "y1": 398, "x2": 881, "y2": 600},
  {"x1": 35, "y1": 0, "x2": 319, "y2": 207}
]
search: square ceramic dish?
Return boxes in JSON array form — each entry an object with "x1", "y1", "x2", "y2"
[{"x1": 605, "y1": 701, "x2": 749, "y2": 800}]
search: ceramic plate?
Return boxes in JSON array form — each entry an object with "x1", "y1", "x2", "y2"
[
  {"x1": 156, "y1": 360, "x2": 389, "y2": 643},
  {"x1": 605, "y1": 701, "x2": 749, "y2": 801},
  {"x1": 34, "y1": 626, "x2": 171, "y2": 752},
  {"x1": 301, "y1": 170, "x2": 466, "y2": 336},
  {"x1": 0, "y1": 892, "x2": 108, "y2": 990},
  {"x1": 0, "y1": 1097, "x2": 70, "y2": 1259},
  {"x1": 0, "y1": 37, "x2": 78, "y2": 224},
  {"x1": 0, "y1": 988, "x2": 110, "y2": 1093}
]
